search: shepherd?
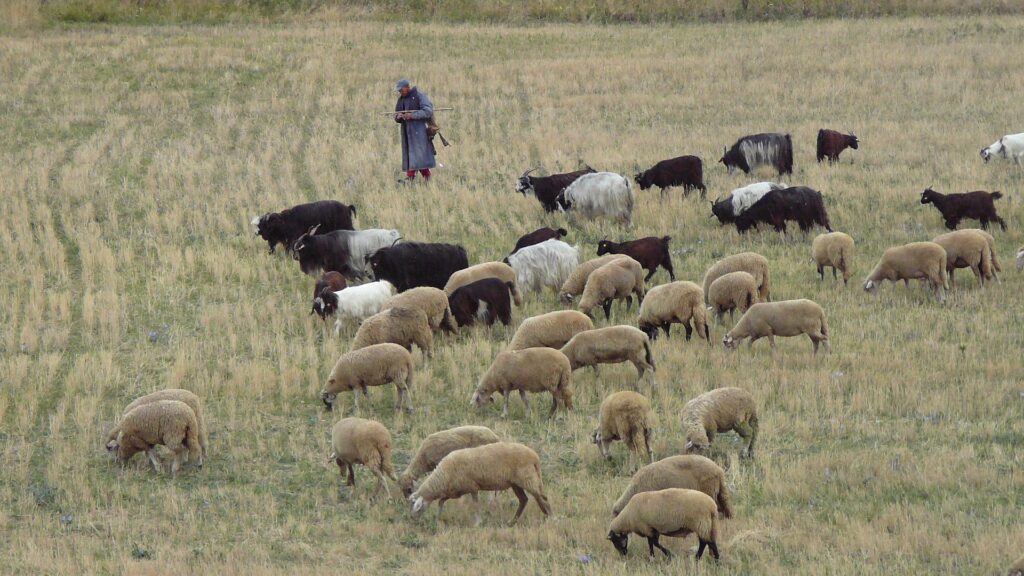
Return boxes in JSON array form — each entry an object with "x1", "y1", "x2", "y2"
[{"x1": 394, "y1": 79, "x2": 436, "y2": 183}]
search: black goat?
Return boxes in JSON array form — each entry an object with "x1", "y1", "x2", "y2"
[
  {"x1": 367, "y1": 241, "x2": 469, "y2": 292},
  {"x1": 734, "y1": 187, "x2": 832, "y2": 234},
  {"x1": 252, "y1": 200, "x2": 356, "y2": 254},
  {"x1": 920, "y1": 188, "x2": 1006, "y2": 231},
  {"x1": 515, "y1": 166, "x2": 596, "y2": 212},
  {"x1": 447, "y1": 278, "x2": 514, "y2": 327}
]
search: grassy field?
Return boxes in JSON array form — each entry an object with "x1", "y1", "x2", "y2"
[{"x1": 1, "y1": 16, "x2": 1023, "y2": 575}]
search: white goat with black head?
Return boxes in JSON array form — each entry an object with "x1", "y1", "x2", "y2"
[{"x1": 980, "y1": 133, "x2": 1024, "y2": 166}]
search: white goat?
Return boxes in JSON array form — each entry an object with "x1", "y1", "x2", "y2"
[
  {"x1": 557, "y1": 172, "x2": 635, "y2": 225},
  {"x1": 346, "y1": 229, "x2": 402, "y2": 277},
  {"x1": 730, "y1": 181, "x2": 787, "y2": 216},
  {"x1": 311, "y1": 281, "x2": 395, "y2": 335},
  {"x1": 981, "y1": 133, "x2": 1024, "y2": 166},
  {"x1": 505, "y1": 239, "x2": 580, "y2": 294}
]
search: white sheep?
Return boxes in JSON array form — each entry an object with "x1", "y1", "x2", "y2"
[
  {"x1": 382, "y1": 286, "x2": 456, "y2": 333},
  {"x1": 351, "y1": 306, "x2": 433, "y2": 358},
  {"x1": 557, "y1": 171, "x2": 635, "y2": 225},
  {"x1": 577, "y1": 258, "x2": 646, "y2": 321},
  {"x1": 330, "y1": 417, "x2": 396, "y2": 497},
  {"x1": 559, "y1": 254, "x2": 630, "y2": 304},
  {"x1": 471, "y1": 347, "x2": 573, "y2": 418},
  {"x1": 680, "y1": 387, "x2": 758, "y2": 458},
  {"x1": 106, "y1": 388, "x2": 207, "y2": 459},
  {"x1": 443, "y1": 262, "x2": 523, "y2": 307},
  {"x1": 702, "y1": 252, "x2": 771, "y2": 304},
  {"x1": 398, "y1": 426, "x2": 501, "y2": 497},
  {"x1": 707, "y1": 271, "x2": 759, "y2": 323},
  {"x1": 931, "y1": 229, "x2": 994, "y2": 288},
  {"x1": 313, "y1": 280, "x2": 395, "y2": 335},
  {"x1": 607, "y1": 488, "x2": 721, "y2": 561},
  {"x1": 505, "y1": 239, "x2": 580, "y2": 294},
  {"x1": 560, "y1": 325, "x2": 656, "y2": 387},
  {"x1": 508, "y1": 310, "x2": 594, "y2": 351},
  {"x1": 980, "y1": 132, "x2": 1024, "y2": 166},
  {"x1": 811, "y1": 231, "x2": 855, "y2": 285},
  {"x1": 321, "y1": 343, "x2": 414, "y2": 414},
  {"x1": 729, "y1": 181, "x2": 786, "y2": 215},
  {"x1": 410, "y1": 442, "x2": 552, "y2": 526},
  {"x1": 636, "y1": 281, "x2": 709, "y2": 342},
  {"x1": 863, "y1": 241, "x2": 948, "y2": 301},
  {"x1": 592, "y1": 391, "x2": 656, "y2": 464},
  {"x1": 724, "y1": 299, "x2": 831, "y2": 355},
  {"x1": 611, "y1": 455, "x2": 732, "y2": 519},
  {"x1": 109, "y1": 400, "x2": 203, "y2": 476}
]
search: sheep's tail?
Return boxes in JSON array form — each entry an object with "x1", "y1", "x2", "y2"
[
  {"x1": 985, "y1": 235, "x2": 1002, "y2": 273},
  {"x1": 979, "y1": 247, "x2": 992, "y2": 281},
  {"x1": 185, "y1": 418, "x2": 203, "y2": 465},
  {"x1": 759, "y1": 267, "x2": 772, "y2": 302},
  {"x1": 939, "y1": 261, "x2": 950, "y2": 290},
  {"x1": 559, "y1": 367, "x2": 573, "y2": 410},
  {"x1": 379, "y1": 445, "x2": 397, "y2": 481},
  {"x1": 819, "y1": 310, "x2": 830, "y2": 340},
  {"x1": 991, "y1": 191, "x2": 1004, "y2": 200},
  {"x1": 694, "y1": 510, "x2": 717, "y2": 543},
  {"x1": 643, "y1": 338, "x2": 655, "y2": 371},
  {"x1": 527, "y1": 461, "x2": 552, "y2": 516},
  {"x1": 507, "y1": 280, "x2": 523, "y2": 308},
  {"x1": 716, "y1": 477, "x2": 733, "y2": 518}
]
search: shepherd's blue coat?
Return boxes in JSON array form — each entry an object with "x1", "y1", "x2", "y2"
[{"x1": 395, "y1": 88, "x2": 436, "y2": 171}]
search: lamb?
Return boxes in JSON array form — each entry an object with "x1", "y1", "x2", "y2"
[
  {"x1": 931, "y1": 229, "x2": 995, "y2": 288},
  {"x1": 410, "y1": 442, "x2": 552, "y2": 526},
  {"x1": 1008, "y1": 554, "x2": 1024, "y2": 576},
  {"x1": 863, "y1": 241, "x2": 949, "y2": 302},
  {"x1": 558, "y1": 254, "x2": 630, "y2": 305},
  {"x1": 311, "y1": 271, "x2": 347, "y2": 316},
  {"x1": 504, "y1": 239, "x2": 580, "y2": 294},
  {"x1": 592, "y1": 391, "x2": 656, "y2": 464},
  {"x1": 555, "y1": 171, "x2": 635, "y2": 225},
  {"x1": 471, "y1": 347, "x2": 574, "y2": 418},
  {"x1": 724, "y1": 299, "x2": 831, "y2": 355},
  {"x1": 611, "y1": 455, "x2": 731, "y2": 519},
  {"x1": 508, "y1": 310, "x2": 594, "y2": 351},
  {"x1": 398, "y1": 426, "x2": 501, "y2": 497},
  {"x1": 577, "y1": 258, "x2": 646, "y2": 321},
  {"x1": 320, "y1": 343, "x2": 414, "y2": 414},
  {"x1": 109, "y1": 400, "x2": 203, "y2": 476},
  {"x1": 707, "y1": 271, "x2": 759, "y2": 324},
  {"x1": 352, "y1": 306, "x2": 433, "y2": 358},
  {"x1": 310, "y1": 280, "x2": 394, "y2": 331},
  {"x1": 560, "y1": 325, "x2": 656, "y2": 387},
  {"x1": 811, "y1": 232, "x2": 855, "y2": 285},
  {"x1": 607, "y1": 488, "x2": 720, "y2": 561},
  {"x1": 330, "y1": 417, "x2": 397, "y2": 497},
  {"x1": 382, "y1": 286, "x2": 456, "y2": 333},
  {"x1": 106, "y1": 388, "x2": 208, "y2": 459},
  {"x1": 443, "y1": 261, "x2": 523, "y2": 307},
  {"x1": 702, "y1": 252, "x2": 771, "y2": 304},
  {"x1": 680, "y1": 387, "x2": 758, "y2": 458},
  {"x1": 636, "y1": 281, "x2": 709, "y2": 343}
]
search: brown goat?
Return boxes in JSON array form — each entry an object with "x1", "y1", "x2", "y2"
[{"x1": 596, "y1": 236, "x2": 674, "y2": 282}]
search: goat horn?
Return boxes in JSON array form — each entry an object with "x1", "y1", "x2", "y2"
[
  {"x1": 521, "y1": 167, "x2": 538, "y2": 178},
  {"x1": 308, "y1": 224, "x2": 321, "y2": 235}
]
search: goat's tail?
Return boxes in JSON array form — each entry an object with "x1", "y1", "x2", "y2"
[{"x1": 991, "y1": 191, "x2": 1004, "y2": 200}]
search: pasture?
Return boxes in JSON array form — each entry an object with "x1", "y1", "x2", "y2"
[{"x1": 1, "y1": 16, "x2": 1023, "y2": 574}]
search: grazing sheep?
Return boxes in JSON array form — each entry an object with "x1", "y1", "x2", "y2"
[
  {"x1": 1008, "y1": 554, "x2": 1024, "y2": 576},
  {"x1": 592, "y1": 391, "x2": 656, "y2": 464},
  {"x1": 863, "y1": 241, "x2": 949, "y2": 302},
  {"x1": 352, "y1": 307, "x2": 433, "y2": 358},
  {"x1": 607, "y1": 488, "x2": 720, "y2": 561},
  {"x1": 311, "y1": 280, "x2": 394, "y2": 331},
  {"x1": 109, "y1": 400, "x2": 203, "y2": 476},
  {"x1": 471, "y1": 348, "x2": 573, "y2": 418},
  {"x1": 382, "y1": 286, "x2": 456, "y2": 333},
  {"x1": 320, "y1": 343, "x2": 414, "y2": 414},
  {"x1": 508, "y1": 310, "x2": 594, "y2": 351},
  {"x1": 724, "y1": 299, "x2": 831, "y2": 355},
  {"x1": 311, "y1": 271, "x2": 347, "y2": 316},
  {"x1": 509, "y1": 227, "x2": 567, "y2": 257},
  {"x1": 708, "y1": 271, "x2": 759, "y2": 324},
  {"x1": 920, "y1": 187, "x2": 1007, "y2": 231},
  {"x1": 681, "y1": 387, "x2": 758, "y2": 458},
  {"x1": 410, "y1": 442, "x2": 552, "y2": 525},
  {"x1": 931, "y1": 229, "x2": 994, "y2": 288},
  {"x1": 443, "y1": 262, "x2": 523, "y2": 307},
  {"x1": 702, "y1": 252, "x2": 771, "y2": 304},
  {"x1": 578, "y1": 259, "x2": 646, "y2": 321},
  {"x1": 555, "y1": 171, "x2": 635, "y2": 225},
  {"x1": 106, "y1": 388, "x2": 207, "y2": 459},
  {"x1": 811, "y1": 232, "x2": 855, "y2": 285},
  {"x1": 505, "y1": 239, "x2": 580, "y2": 294},
  {"x1": 611, "y1": 455, "x2": 731, "y2": 519},
  {"x1": 559, "y1": 254, "x2": 630, "y2": 305},
  {"x1": 448, "y1": 278, "x2": 515, "y2": 328},
  {"x1": 330, "y1": 417, "x2": 396, "y2": 497},
  {"x1": 636, "y1": 281, "x2": 709, "y2": 343},
  {"x1": 399, "y1": 426, "x2": 501, "y2": 497},
  {"x1": 560, "y1": 325, "x2": 656, "y2": 387}
]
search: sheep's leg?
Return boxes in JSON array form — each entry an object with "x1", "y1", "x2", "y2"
[
  {"x1": 351, "y1": 390, "x2": 360, "y2": 414},
  {"x1": 519, "y1": 389, "x2": 531, "y2": 418},
  {"x1": 736, "y1": 422, "x2": 755, "y2": 458},
  {"x1": 397, "y1": 385, "x2": 409, "y2": 413},
  {"x1": 502, "y1": 391, "x2": 511, "y2": 418},
  {"x1": 683, "y1": 322, "x2": 692, "y2": 341},
  {"x1": 817, "y1": 264, "x2": 824, "y2": 281},
  {"x1": 707, "y1": 540, "x2": 720, "y2": 561},
  {"x1": 371, "y1": 467, "x2": 391, "y2": 499},
  {"x1": 548, "y1": 392, "x2": 558, "y2": 418},
  {"x1": 810, "y1": 336, "x2": 820, "y2": 355},
  {"x1": 832, "y1": 267, "x2": 838, "y2": 280},
  {"x1": 648, "y1": 531, "x2": 673, "y2": 559},
  {"x1": 949, "y1": 268, "x2": 956, "y2": 289},
  {"x1": 768, "y1": 335, "x2": 777, "y2": 350},
  {"x1": 508, "y1": 486, "x2": 529, "y2": 526},
  {"x1": 602, "y1": 301, "x2": 612, "y2": 321},
  {"x1": 625, "y1": 295, "x2": 633, "y2": 311},
  {"x1": 346, "y1": 464, "x2": 356, "y2": 487},
  {"x1": 147, "y1": 449, "x2": 163, "y2": 473}
]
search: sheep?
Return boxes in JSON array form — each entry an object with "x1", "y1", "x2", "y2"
[
  {"x1": 931, "y1": 229, "x2": 995, "y2": 288},
  {"x1": 398, "y1": 426, "x2": 501, "y2": 497},
  {"x1": 555, "y1": 171, "x2": 635, "y2": 225},
  {"x1": 724, "y1": 299, "x2": 831, "y2": 355},
  {"x1": 109, "y1": 400, "x2": 203, "y2": 476},
  {"x1": 330, "y1": 417, "x2": 397, "y2": 497},
  {"x1": 471, "y1": 348, "x2": 573, "y2": 418},
  {"x1": 611, "y1": 455, "x2": 731, "y2": 519},
  {"x1": 560, "y1": 325, "x2": 656, "y2": 387},
  {"x1": 382, "y1": 286, "x2": 456, "y2": 333},
  {"x1": 443, "y1": 261, "x2": 523, "y2": 307},
  {"x1": 508, "y1": 310, "x2": 594, "y2": 351},
  {"x1": 811, "y1": 232, "x2": 855, "y2": 285},
  {"x1": 410, "y1": 442, "x2": 552, "y2": 526},
  {"x1": 607, "y1": 488, "x2": 720, "y2": 561},
  {"x1": 559, "y1": 254, "x2": 630, "y2": 305},
  {"x1": 636, "y1": 281, "x2": 709, "y2": 343},
  {"x1": 311, "y1": 271, "x2": 347, "y2": 316},
  {"x1": 702, "y1": 252, "x2": 771, "y2": 304},
  {"x1": 577, "y1": 258, "x2": 646, "y2": 321},
  {"x1": 320, "y1": 343, "x2": 414, "y2": 414},
  {"x1": 352, "y1": 307, "x2": 433, "y2": 358},
  {"x1": 920, "y1": 187, "x2": 1006, "y2": 231},
  {"x1": 592, "y1": 391, "x2": 656, "y2": 464},
  {"x1": 680, "y1": 387, "x2": 758, "y2": 458},
  {"x1": 310, "y1": 280, "x2": 395, "y2": 332},
  {"x1": 504, "y1": 239, "x2": 580, "y2": 294},
  {"x1": 105, "y1": 388, "x2": 208, "y2": 460},
  {"x1": 863, "y1": 241, "x2": 949, "y2": 302},
  {"x1": 707, "y1": 271, "x2": 759, "y2": 324},
  {"x1": 1008, "y1": 554, "x2": 1024, "y2": 576}
]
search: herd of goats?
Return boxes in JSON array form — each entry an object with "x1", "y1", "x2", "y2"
[{"x1": 102, "y1": 128, "x2": 1024, "y2": 566}]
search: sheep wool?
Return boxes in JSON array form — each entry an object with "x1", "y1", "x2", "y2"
[
  {"x1": 577, "y1": 259, "x2": 646, "y2": 321},
  {"x1": 399, "y1": 426, "x2": 501, "y2": 497},
  {"x1": 472, "y1": 347, "x2": 573, "y2": 418},
  {"x1": 321, "y1": 343, "x2": 414, "y2": 413},
  {"x1": 979, "y1": 229, "x2": 1001, "y2": 278},
  {"x1": 611, "y1": 455, "x2": 731, "y2": 518},
  {"x1": 383, "y1": 286, "x2": 456, "y2": 333},
  {"x1": 708, "y1": 271, "x2": 759, "y2": 324},
  {"x1": 560, "y1": 325, "x2": 656, "y2": 387},
  {"x1": 811, "y1": 231, "x2": 855, "y2": 285},
  {"x1": 724, "y1": 299, "x2": 831, "y2": 355},
  {"x1": 508, "y1": 310, "x2": 594, "y2": 351},
  {"x1": 592, "y1": 391, "x2": 656, "y2": 464},
  {"x1": 107, "y1": 388, "x2": 207, "y2": 458},
  {"x1": 443, "y1": 262, "x2": 524, "y2": 307},
  {"x1": 111, "y1": 399, "x2": 203, "y2": 476},
  {"x1": 559, "y1": 254, "x2": 630, "y2": 304},
  {"x1": 702, "y1": 252, "x2": 771, "y2": 304},
  {"x1": 330, "y1": 417, "x2": 397, "y2": 497},
  {"x1": 607, "y1": 488, "x2": 720, "y2": 561},
  {"x1": 680, "y1": 387, "x2": 758, "y2": 458},
  {"x1": 636, "y1": 281, "x2": 708, "y2": 342},
  {"x1": 863, "y1": 241, "x2": 948, "y2": 301},
  {"x1": 931, "y1": 229, "x2": 993, "y2": 288},
  {"x1": 352, "y1": 306, "x2": 433, "y2": 358}
]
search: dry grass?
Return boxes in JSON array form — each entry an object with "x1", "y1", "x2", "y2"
[{"x1": 1, "y1": 16, "x2": 1022, "y2": 575}]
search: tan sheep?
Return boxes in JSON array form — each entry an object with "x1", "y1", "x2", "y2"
[
  {"x1": 724, "y1": 299, "x2": 831, "y2": 355},
  {"x1": 708, "y1": 271, "x2": 759, "y2": 324},
  {"x1": 611, "y1": 455, "x2": 731, "y2": 519},
  {"x1": 398, "y1": 425, "x2": 501, "y2": 497},
  {"x1": 863, "y1": 241, "x2": 949, "y2": 301},
  {"x1": 577, "y1": 258, "x2": 646, "y2": 321},
  {"x1": 559, "y1": 254, "x2": 630, "y2": 305},
  {"x1": 508, "y1": 310, "x2": 594, "y2": 351},
  {"x1": 410, "y1": 442, "x2": 552, "y2": 526},
  {"x1": 560, "y1": 325, "x2": 656, "y2": 387},
  {"x1": 330, "y1": 417, "x2": 396, "y2": 497},
  {"x1": 978, "y1": 229, "x2": 1001, "y2": 281},
  {"x1": 444, "y1": 261, "x2": 523, "y2": 307},
  {"x1": 352, "y1": 306, "x2": 433, "y2": 358},
  {"x1": 109, "y1": 399, "x2": 203, "y2": 476},
  {"x1": 811, "y1": 231, "x2": 855, "y2": 285},
  {"x1": 636, "y1": 281, "x2": 709, "y2": 343},
  {"x1": 321, "y1": 343, "x2": 414, "y2": 414},
  {"x1": 106, "y1": 388, "x2": 207, "y2": 459},
  {"x1": 1008, "y1": 554, "x2": 1024, "y2": 576},
  {"x1": 702, "y1": 252, "x2": 771, "y2": 304},
  {"x1": 592, "y1": 391, "x2": 656, "y2": 464},
  {"x1": 932, "y1": 229, "x2": 993, "y2": 288},
  {"x1": 383, "y1": 287, "x2": 456, "y2": 333},
  {"x1": 681, "y1": 387, "x2": 758, "y2": 458},
  {"x1": 471, "y1": 347, "x2": 573, "y2": 418},
  {"x1": 607, "y1": 488, "x2": 720, "y2": 561}
]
